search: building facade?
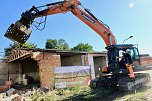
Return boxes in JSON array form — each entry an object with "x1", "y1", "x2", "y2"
[
  {"x1": 1, "y1": 49, "x2": 152, "y2": 88},
  {"x1": 3, "y1": 49, "x2": 107, "y2": 88}
]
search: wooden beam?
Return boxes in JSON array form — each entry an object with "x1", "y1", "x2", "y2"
[{"x1": 6, "y1": 49, "x2": 32, "y2": 63}]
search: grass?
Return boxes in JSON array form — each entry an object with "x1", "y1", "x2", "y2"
[
  {"x1": 29, "y1": 85, "x2": 151, "y2": 101},
  {"x1": 30, "y1": 86, "x2": 91, "y2": 101},
  {"x1": 29, "y1": 86, "x2": 117, "y2": 101}
]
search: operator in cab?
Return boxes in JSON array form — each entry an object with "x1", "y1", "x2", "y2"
[{"x1": 123, "y1": 49, "x2": 135, "y2": 78}]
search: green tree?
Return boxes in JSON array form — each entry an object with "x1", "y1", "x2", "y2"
[
  {"x1": 71, "y1": 43, "x2": 93, "y2": 52},
  {"x1": 57, "y1": 39, "x2": 69, "y2": 50},
  {"x1": 18, "y1": 43, "x2": 37, "y2": 48},
  {"x1": 45, "y1": 39, "x2": 69, "y2": 50},
  {"x1": 45, "y1": 39, "x2": 58, "y2": 49},
  {"x1": 4, "y1": 42, "x2": 37, "y2": 56}
]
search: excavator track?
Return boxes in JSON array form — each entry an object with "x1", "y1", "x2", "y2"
[
  {"x1": 90, "y1": 73, "x2": 150, "y2": 91},
  {"x1": 118, "y1": 73, "x2": 150, "y2": 91}
]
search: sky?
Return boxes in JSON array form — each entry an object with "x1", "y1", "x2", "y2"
[{"x1": 0, "y1": 0, "x2": 152, "y2": 57}]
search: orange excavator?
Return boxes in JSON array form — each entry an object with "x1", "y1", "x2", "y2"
[{"x1": 4, "y1": 0, "x2": 150, "y2": 91}]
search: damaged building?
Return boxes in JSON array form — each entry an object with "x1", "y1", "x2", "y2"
[
  {"x1": 1, "y1": 49, "x2": 152, "y2": 89},
  {"x1": 0, "y1": 49, "x2": 107, "y2": 88}
]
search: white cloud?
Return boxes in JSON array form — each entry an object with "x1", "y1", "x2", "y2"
[{"x1": 128, "y1": 2, "x2": 135, "y2": 8}]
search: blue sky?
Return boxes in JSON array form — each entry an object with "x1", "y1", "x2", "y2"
[{"x1": 0, "y1": 0, "x2": 152, "y2": 57}]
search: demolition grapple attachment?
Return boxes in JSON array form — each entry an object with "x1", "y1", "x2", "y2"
[
  {"x1": 4, "y1": 6, "x2": 39, "y2": 44},
  {"x1": 4, "y1": 21, "x2": 32, "y2": 44}
]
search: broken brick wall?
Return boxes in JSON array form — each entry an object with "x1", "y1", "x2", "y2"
[
  {"x1": 0, "y1": 62, "x2": 21, "y2": 85},
  {"x1": 34, "y1": 52, "x2": 61, "y2": 88}
]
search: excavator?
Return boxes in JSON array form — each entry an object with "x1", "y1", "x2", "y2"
[{"x1": 4, "y1": 0, "x2": 150, "y2": 91}]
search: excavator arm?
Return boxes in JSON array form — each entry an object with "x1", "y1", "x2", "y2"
[{"x1": 5, "y1": 0, "x2": 116, "y2": 46}]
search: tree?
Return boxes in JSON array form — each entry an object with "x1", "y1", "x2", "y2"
[
  {"x1": 45, "y1": 39, "x2": 57, "y2": 49},
  {"x1": 18, "y1": 43, "x2": 37, "y2": 49},
  {"x1": 45, "y1": 39, "x2": 69, "y2": 50},
  {"x1": 57, "y1": 39, "x2": 69, "y2": 50},
  {"x1": 71, "y1": 43, "x2": 93, "y2": 52},
  {"x1": 4, "y1": 42, "x2": 37, "y2": 56}
]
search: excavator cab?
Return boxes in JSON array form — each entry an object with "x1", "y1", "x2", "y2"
[{"x1": 106, "y1": 44, "x2": 141, "y2": 74}]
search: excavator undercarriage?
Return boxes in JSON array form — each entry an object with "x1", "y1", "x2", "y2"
[
  {"x1": 90, "y1": 73, "x2": 150, "y2": 91},
  {"x1": 119, "y1": 73, "x2": 150, "y2": 91}
]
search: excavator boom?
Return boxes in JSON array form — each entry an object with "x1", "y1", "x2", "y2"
[{"x1": 4, "y1": 0, "x2": 116, "y2": 46}]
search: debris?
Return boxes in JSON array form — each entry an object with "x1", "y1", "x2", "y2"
[
  {"x1": 5, "y1": 81, "x2": 12, "y2": 87},
  {"x1": 0, "y1": 80, "x2": 12, "y2": 93},
  {"x1": 0, "y1": 85, "x2": 9, "y2": 93},
  {"x1": 0, "y1": 94, "x2": 3, "y2": 101},
  {"x1": 2, "y1": 94, "x2": 20, "y2": 101},
  {"x1": 6, "y1": 88, "x2": 16, "y2": 96}
]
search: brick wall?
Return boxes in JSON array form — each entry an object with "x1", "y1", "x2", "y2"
[
  {"x1": 0, "y1": 62, "x2": 21, "y2": 85},
  {"x1": 34, "y1": 53, "x2": 61, "y2": 88},
  {"x1": 0, "y1": 63, "x2": 8, "y2": 84},
  {"x1": 141, "y1": 57, "x2": 152, "y2": 67},
  {"x1": 8, "y1": 63, "x2": 22, "y2": 84},
  {"x1": 61, "y1": 55, "x2": 82, "y2": 66}
]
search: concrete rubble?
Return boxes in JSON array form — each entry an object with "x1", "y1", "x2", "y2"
[{"x1": 0, "y1": 86, "x2": 39, "y2": 101}]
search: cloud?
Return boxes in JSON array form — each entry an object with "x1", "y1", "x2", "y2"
[{"x1": 128, "y1": 2, "x2": 135, "y2": 8}]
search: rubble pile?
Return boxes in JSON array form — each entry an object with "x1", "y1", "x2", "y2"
[{"x1": 0, "y1": 86, "x2": 40, "y2": 101}]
